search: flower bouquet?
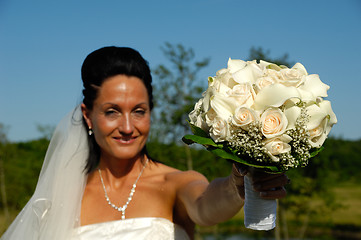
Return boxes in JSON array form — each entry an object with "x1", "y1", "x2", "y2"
[{"x1": 182, "y1": 58, "x2": 337, "y2": 230}]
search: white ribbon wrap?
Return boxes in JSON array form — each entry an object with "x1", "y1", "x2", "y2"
[{"x1": 244, "y1": 175, "x2": 277, "y2": 230}]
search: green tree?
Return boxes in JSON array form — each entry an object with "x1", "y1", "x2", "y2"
[
  {"x1": 36, "y1": 124, "x2": 55, "y2": 141},
  {"x1": 248, "y1": 46, "x2": 294, "y2": 67},
  {"x1": 151, "y1": 42, "x2": 210, "y2": 144},
  {"x1": 151, "y1": 43, "x2": 210, "y2": 170},
  {"x1": 0, "y1": 123, "x2": 10, "y2": 227}
]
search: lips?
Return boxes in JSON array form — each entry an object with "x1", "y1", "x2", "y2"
[{"x1": 113, "y1": 136, "x2": 137, "y2": 144}]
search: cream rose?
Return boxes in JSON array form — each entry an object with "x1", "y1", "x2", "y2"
[
  {"x1": 227, "y1": 83, "x2": 256, "y2": 107},
  {"x1": 189, "y1": 98, "x2": 209, "y2": 131},
  {"x1": 260, "y1": 108, "x2": 288, "y2": 138},
  {"x1": 232, "y1": 106, "x2": 258, "y2": 130},
  {"x1": 209, "y1": 116, "x2": 229, "y2": 142},
  {"x1": 255, "y1": 75, "x2": 278, "y2": 93},
  {"x1": 277, "y1": 63, "x2": 308, "y2": 87},
  {"x1": 263, "y1": 135, "x2": 292, "y2": 162},
  {"x1": 279, "y1": 69, "x2": 305, "y2": 87}
]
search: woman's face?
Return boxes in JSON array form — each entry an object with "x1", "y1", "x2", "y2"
[{"x1": 82, "y1": 74, "x2": 151, "y2": 162}]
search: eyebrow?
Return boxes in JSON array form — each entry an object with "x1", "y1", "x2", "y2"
[{"x1": 101, "y1": 102, "x2": 149, "y2": 109}]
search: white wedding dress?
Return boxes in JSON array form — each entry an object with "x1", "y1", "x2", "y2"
[
  {"x1": 72, "y1": 217, "x2": 190, "y2": 240},
  {"x1": 0, "y1": 107, "x2": 192, "y2": 240}
]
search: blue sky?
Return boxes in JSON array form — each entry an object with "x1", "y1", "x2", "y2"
[{"x1": 1, "y1": 0, "x2": 360, "y2": 142}]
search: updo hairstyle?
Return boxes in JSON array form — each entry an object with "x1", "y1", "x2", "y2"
[{"x1": 81, "y1": 46, "x2": 153, "y2": 173}]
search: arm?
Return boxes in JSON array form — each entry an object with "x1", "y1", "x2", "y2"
[
  {"x1": 176, "y1": 165, "x2": 246, "y2": 226},
  {"x1": 176, "y1": 164, "x2": 289, "y2": 226}
]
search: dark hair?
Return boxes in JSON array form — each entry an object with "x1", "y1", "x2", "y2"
[{"x1": 81, "y1": 46, "x2": 153, "y2": 173}]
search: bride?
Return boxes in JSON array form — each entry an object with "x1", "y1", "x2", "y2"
[{"x1": 1, "y1": 46, "x2": 289, "y2": 240}]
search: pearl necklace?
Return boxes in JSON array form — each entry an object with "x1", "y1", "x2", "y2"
[{"x1": 98, "y1": 158, "x2": 149, "y2": 220}]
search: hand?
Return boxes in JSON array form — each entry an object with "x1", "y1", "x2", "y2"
[
  {"x1": 250, "y1": 168, "x2": 290, "y2": 200},
  {"x1": 231, "y1": 163, "x2": 248, "y2": 200},
  {"x1": 232, "y1": 163, "x2": 290, "y2": 200}
]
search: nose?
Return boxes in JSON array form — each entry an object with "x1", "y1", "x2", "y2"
[{"x1": 118, "y1": 114, "x2": 134, "y2": 135}]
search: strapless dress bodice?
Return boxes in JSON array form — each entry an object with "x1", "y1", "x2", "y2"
[{"x1": 71, "y1": 217, "x2": 190, "y2": 240}]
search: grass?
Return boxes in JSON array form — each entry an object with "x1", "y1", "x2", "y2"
[{"x1": 329, "y1": 182, "x2": 361, "y2": 225}]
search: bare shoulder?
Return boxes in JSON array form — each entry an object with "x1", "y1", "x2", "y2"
[{"x1": 148, "y1": 161, "x2": 208, "y2": 188}]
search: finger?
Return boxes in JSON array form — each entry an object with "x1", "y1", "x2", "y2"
[
  {"x1": 252, "y1": 171, "x2": 284, "y2": 183},
  {"x1": 259, "y1": 186, "x2": 287, "y2": 200},
  {"x1": 233, "y1": 163, "x2": 248, "y2": 176},
  {"x1": 253, "y1": 174, "x2": 289, "y2": 192}
]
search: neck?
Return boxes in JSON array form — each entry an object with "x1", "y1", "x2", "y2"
[{"x1": 96, "y1": 153, "x2": 148, "y2": 188}]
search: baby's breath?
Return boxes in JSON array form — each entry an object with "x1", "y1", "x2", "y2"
[{"x1": 226, "y1": 104, "x2": 313, "y2": 171}]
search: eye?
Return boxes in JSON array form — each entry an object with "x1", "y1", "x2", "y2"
[
  {"x1": 104, "y1": 109, "x2": 119, "y2": 118},
  {"x1": 133, "y1": 108, "x2": 146, "y2": 116}
]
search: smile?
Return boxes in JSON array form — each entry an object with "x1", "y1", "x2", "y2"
[{"x1": 113, "y1": 136, "x2": 137, "y2": 144}]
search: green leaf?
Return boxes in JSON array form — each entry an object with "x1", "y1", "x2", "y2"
[
  {"x1": 187, "y1": 121, "x2": 209, "y2": 138},
  {"x1": 183, "y1": 121, "x2": 283, "y2": 173},
  {"x1": 182, "y1": 134, "x2": 220, "y2": 147},
  {"x1": 310, "y1": 146, "x2": 324, "y2": 158}
]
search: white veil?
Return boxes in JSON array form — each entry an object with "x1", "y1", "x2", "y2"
[{"x1": 1, "y1": 106, "x2": 88, "y2": 240}]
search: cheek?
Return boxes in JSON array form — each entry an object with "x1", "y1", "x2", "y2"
[
  {"x1": 93, "y1": 118, "x2": 118, "y2": 136},
  {"x1": 139, "y1": 117, "x2": 151, "y2": 135}
]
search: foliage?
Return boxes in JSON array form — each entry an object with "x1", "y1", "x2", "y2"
[
  {"x1": 36, "y1": 124, "x2": 55, "y2": 141},
  {"x1": 0, "y1": 138, "x2": 49, "y2": 209},
  {"x1": 151, "y1": 42, "x2": 210, "y2": 143},
  {"x1": 248, "y1": 46, "x2": 294, "y2": 67}
]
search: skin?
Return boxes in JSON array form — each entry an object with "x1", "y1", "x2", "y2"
[{"x1": 81, "y1": 74, "x2": 288, "y2": 239}]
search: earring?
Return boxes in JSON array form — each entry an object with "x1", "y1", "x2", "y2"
[{"x1": 88, "y1": 127, "x2": 93, "y2": 136}]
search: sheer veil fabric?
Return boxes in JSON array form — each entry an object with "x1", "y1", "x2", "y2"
[{"x1": 1, "y1": 106, "x2": 88, "y2": 240}]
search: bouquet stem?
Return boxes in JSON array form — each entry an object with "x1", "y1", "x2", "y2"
[{"x1": 244, "y1": 174, "x2": 277, "y2": 230}]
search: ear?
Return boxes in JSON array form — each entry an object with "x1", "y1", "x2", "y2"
[{"x1": 81, "y1": 103, "x2": 92, "y2": 129}]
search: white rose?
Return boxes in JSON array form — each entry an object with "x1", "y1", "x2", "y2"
[
  {"x1": 263, "y1": 135, "x2": 292, "y2": 162},
  {"x1": 260, "y1": 108, "x2": 288, "y2": 138},
  {"x1": 306, "y1": 100, "x2": 337, "y2": 147},
  {"x1": 232, "y1": 106, "x2": 259, "y2": 130},
  {"x1": 279, "y1": 69, "x2": 305, "y2": 87},
  {"x1": 188, "y1": 98, "x2": 209, "y2": 131},
  {"x1": 189, "y1": 99, "x2": 203, "y2": 122},
  {"x1": 227, "y1": 83, "x2": 256, "y2": 107},
  {"x1": 205, "y1": 108, "x2": 217, "y2": 127},
  {"x1": 277, "y1": 63, "x2": 308, "y2": 87},
  {"x1": 255, "y1": 76, "x2": 277, "y2": 92},
  {"x1": 209, "y1": 116, "x2": 229, "y2": 142}
]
